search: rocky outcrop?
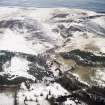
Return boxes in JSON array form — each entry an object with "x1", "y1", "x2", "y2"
[{"x1": 60, "y1": 49, "x2": 105, "y2": 66}]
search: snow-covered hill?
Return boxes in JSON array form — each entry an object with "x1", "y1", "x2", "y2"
[{"x1": 0, "y1": 7, "x2": 105, "y2": 105}]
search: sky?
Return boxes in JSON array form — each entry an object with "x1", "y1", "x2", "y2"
[{"x1": 0, "y1": 0, "x2": 104, "y2": 12}]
